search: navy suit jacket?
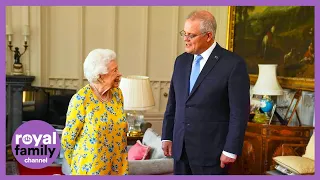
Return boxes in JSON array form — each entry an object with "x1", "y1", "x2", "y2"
[{"x1": 161, "y1": 43, "x2": 250, "y2": 166}]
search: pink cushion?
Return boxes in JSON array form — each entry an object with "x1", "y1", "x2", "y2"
[{"x1": 128, "y1": 140, "x2": 151, "y2": 160}]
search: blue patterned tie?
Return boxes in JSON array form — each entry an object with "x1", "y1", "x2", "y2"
[{"x1": 189, "y1": 55, "x2": 203, "y2": 93}]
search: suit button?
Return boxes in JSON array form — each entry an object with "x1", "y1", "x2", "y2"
[{"x1": 186, "y1": 123, "x2": 190, "y2": 126}]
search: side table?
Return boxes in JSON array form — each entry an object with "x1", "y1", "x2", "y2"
[{"x1": 127, "y1": 136, "x2": 143, "y2": 145}]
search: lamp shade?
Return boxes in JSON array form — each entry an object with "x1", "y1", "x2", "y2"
[
  {"x1": 252, "y1": 64, "x2": 283, "y2": 96},
  {"x1": 119, "y1": 75, "x2": 155, "y2": 111}
]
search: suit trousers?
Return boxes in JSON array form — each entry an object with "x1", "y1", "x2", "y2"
[{"x1": 174, "y1": 140, "x2": 229, "y2": 175}]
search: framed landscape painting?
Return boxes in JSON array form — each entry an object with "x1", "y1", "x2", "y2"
[{"x1": 227, "y1": 6, "x2": 314, "y2": 91}]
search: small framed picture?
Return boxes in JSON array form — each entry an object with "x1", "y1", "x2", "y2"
[
  {"x1": 250, "y1": 97, "x2": 261, "y2": 113},
  {"x1": 269, "y1": 104, "x2": 277, "y2": 125}
]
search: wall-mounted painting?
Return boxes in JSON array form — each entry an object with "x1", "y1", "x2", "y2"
[{"x1": 227, "y1": 6, "x2": 314, "y2": 91}]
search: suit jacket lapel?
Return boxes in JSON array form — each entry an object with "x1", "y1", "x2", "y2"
[
  {"x1": 187, "y1": 43, "x2": 223, "y2": 101},
  {"x1": 184, "y1": 54, "x2": 194, "y2": 102}
]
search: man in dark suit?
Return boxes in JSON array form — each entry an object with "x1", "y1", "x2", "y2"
[{"x1": 161, "y1": 10, "x2": 250, "y2": 175}]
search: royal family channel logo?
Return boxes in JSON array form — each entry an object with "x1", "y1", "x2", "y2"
[{"x1": 11, "y1": 120, "x2": 61, "y2": 169}]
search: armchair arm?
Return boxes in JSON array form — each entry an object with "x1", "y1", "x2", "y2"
[
  {"x1": 128, "y1": 158, "x2": 173, "y2": 175},
  {"x1": 281, "y1": 143, "x2": 308, "y2": 156}
]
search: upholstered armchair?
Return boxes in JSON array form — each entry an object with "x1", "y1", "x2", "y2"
[{"x1": 272, "y1": 133, "x2": 315, "y2": 175}]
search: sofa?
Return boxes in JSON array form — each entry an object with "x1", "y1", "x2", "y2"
[
  {"x1": 128, "y1": 128, "x2": 173, "y2": 175},
  {"x1": 61, "y1": 128, "x2": 173, "y2": 175}
]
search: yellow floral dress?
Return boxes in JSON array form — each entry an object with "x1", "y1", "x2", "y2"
[{"x1": 61, "y1": 85, "x2": 128, "y2": 175}]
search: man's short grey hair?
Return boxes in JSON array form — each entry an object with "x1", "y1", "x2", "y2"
[
  {"x1": 187, "y1": 10, "x2": 217, "y2": 38},
  {"x1": 83, "y1": 49, "x2": 116, "y2": 83}
]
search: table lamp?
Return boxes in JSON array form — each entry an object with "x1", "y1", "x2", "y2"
[
  {"x1": 252, "y1": 64, "x2": 283, "y2": 122},
  {"x1": 119, "y1": 75, "x2": 155, "y2": 137}
]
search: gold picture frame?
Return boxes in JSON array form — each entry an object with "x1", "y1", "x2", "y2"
[{"x1": 226, "y1": 6, "x2": 314, "y2": 92}]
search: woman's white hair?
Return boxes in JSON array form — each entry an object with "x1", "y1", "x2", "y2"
[{"x1": 83, "y1": 49, "x2": 116, "y2": 83}]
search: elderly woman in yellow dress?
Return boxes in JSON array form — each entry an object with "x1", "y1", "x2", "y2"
[{"x1": 61, "y1": 49, "x2": 128, "y2": 175}]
